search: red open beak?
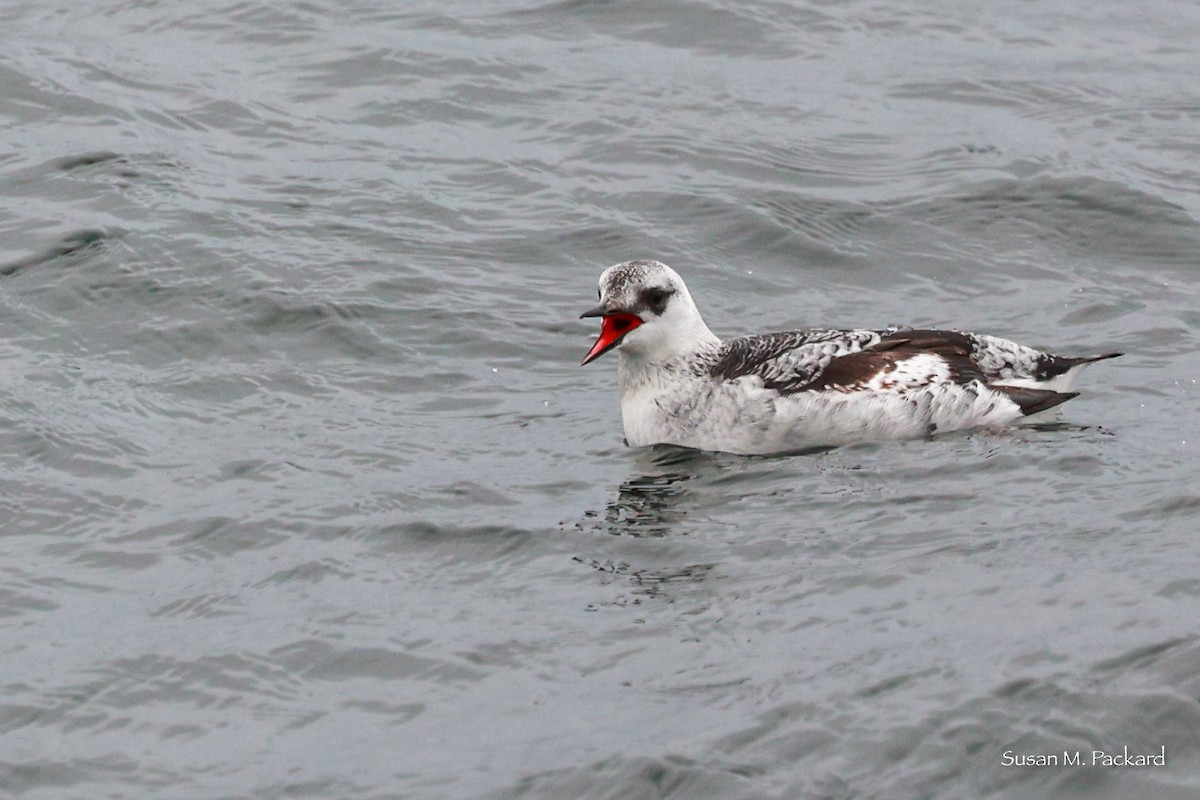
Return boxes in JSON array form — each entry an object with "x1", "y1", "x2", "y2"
[{"x1": 580, "y1": 311, "x2": 643, "y2": 365}]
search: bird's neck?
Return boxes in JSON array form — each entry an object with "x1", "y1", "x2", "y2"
[{"x1": 616, "y1": 321, "x2": 721, "y2": 394}]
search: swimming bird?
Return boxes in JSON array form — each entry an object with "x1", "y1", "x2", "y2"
[{"x1": 580, "y1": 260, "x2": 1121, "y2": 454}]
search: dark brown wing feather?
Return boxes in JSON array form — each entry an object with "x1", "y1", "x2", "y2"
[
  {"x1": 878, "y1": 328, "x2": 1122, "y2": 382},
  {"x1": 709, "y1": 327, "x2": 1114, "y2": 416},
  {"x1": 993, "y1": 386, "x2": 1080, "y2": 415},
  {"x1": 793, "y1": 341, "x2": 985, "y2": 394}
]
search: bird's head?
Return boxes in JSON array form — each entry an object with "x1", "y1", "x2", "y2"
[{"x1": 580, "y1": 260, "x2": 714, "y2": 365}]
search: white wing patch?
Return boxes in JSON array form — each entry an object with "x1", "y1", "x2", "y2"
[{"x1": 863, "y1": 352, "x2": 950, "y2": 392}]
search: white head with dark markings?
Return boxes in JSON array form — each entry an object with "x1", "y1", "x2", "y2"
[{"x1": 580, "y1": 260, "x2": 716, "y2": 365}]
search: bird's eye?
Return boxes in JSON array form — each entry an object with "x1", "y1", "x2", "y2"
[{"x1": 641, "y1": 287, "x2": 674, "y2": 313}]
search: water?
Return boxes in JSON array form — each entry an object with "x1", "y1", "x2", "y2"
[{"x1": 2, "y1": 1, "x2": 1199, "y2": 798}]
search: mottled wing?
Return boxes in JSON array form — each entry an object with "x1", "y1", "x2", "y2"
[
  {"x1": 878, "y1": 329, "x2": 1121, "y2": 383},
  {"x1": 797, "y1": 337, "x2": 986, "y2": 393},
  {"x1": 810, "y1": 331, "x2": 1081, "y2": 415},
  {"x1": 708, "y1": 329, "x2": 884, "y2": 392},
  {"x1": 710, "y1": 327, "x2": 1107, "y2": 416}
]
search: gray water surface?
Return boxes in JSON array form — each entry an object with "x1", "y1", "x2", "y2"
[{"x1": 2, "y1": 2, "x2": 1199, "y2": 798}]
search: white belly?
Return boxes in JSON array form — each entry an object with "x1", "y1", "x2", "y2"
[{"x1": 620, "y1": 377, "x2": 1025, "y2": 455}]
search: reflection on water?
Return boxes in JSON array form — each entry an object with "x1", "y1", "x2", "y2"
[
  {"x1": 590, "y1": 445, "x2": 716, "y2": 538},
  {"x1": 591, "y1": 471, "x2": 688, "y2": 537},
  {"x1": 1018, "y1": 421, "x2": 1115, "y2": 436},
  {"x1": 580, "y1": 441, "x2": 830, "y2": 540},
  {"x1": 573, "y1": 557, "x2": 718, "y2": 604},
  {"x1": 574, "y1": 446, "x2": 725, "y2": 600}
]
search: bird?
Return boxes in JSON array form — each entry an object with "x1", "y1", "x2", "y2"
[{"x1": 579, "y1": 259, "x2": 1121, "y2": 455}]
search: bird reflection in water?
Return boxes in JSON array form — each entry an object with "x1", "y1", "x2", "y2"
[
  {"x1": 573, "y1": 445, "x2": 723, "y2": 601},
  {"x1": 574, "y1": 558, "x2": 717, "y2": 604},
  {"x1": 586, "y1": 444, "x2": 713, "y2": 537}
]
